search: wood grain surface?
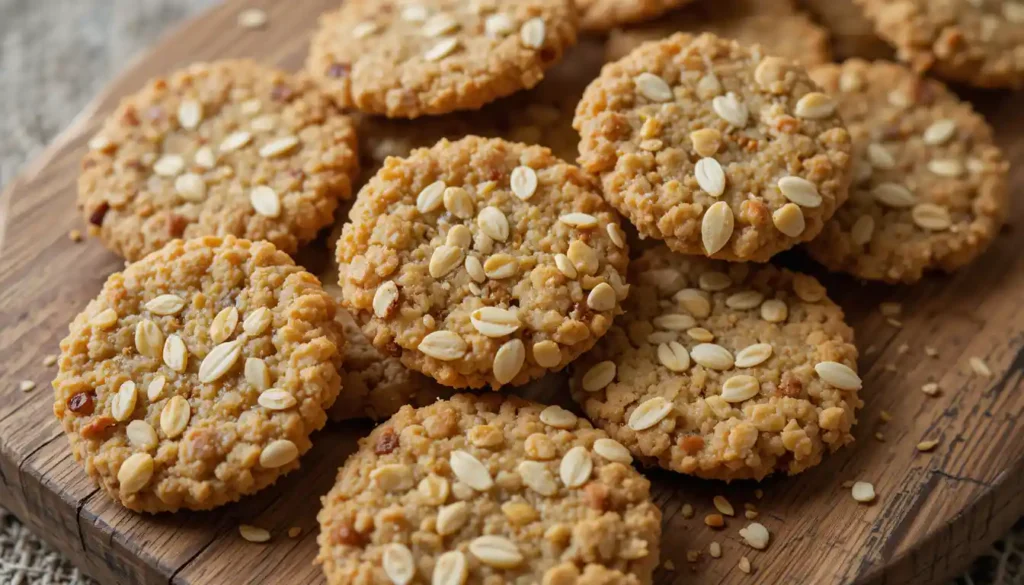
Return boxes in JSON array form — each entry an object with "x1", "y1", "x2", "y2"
[{"x1": 0, "y1": 1, "x2": 1022, "y2": 585}]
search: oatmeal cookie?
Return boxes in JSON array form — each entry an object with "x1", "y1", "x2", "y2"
[
  {"x1": 804, "y1": 60, "x2": 1008, "y2": 283},
  {"x1": 320, "y1": 264, "x2": 452, "y2": 422},
  {"x1": 576, "y1": 0, "x2": 696, "y2": 32},
  {"x1": 317, "y1": 394, "x2": 662, "y2": 585},
  {"x1": 605, "y1": 0, "x2": 833, "y2": 66},
  {"x1": 79, "y1": 60, "x2": 359, "y2": 261},
  {"x1": 337, "y1": 136, "x2": 630, "y2": 389},
  {"x1": 307, "y1": 0, "x2": 579, "y2": 118},
  {"x1": 570, "y1": 247, "x2": 862, "y2": 481},
  {"x1": 52, "y1": 236, "x2": 345, "y2": 512},
  {"x1": 855, "y1": 0, "x2": 1024, "y2": 88},
  {"x1": 797, "y1": 0, "x2": 893, "y2": 60},
  {"x1": 576, "y1": 33, "x2": 852, "y2": 262}
]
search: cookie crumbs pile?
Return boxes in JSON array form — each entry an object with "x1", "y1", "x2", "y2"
[{"x1": 52, "y1": 0, "x2": 1014, "y2": 582}]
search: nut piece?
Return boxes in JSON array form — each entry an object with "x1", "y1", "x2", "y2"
[
  {"x1": 712, "y1": 93, "x2": 748, "y2": 127},
  {"x1": 146, "y1": 294, "x2": 186, "y2": 316},
  {"x1": 444, "y1": 187, "x2": 475, "y2": 218},
  {"x1": 740, "y1": 522, "x2": 770, "y2": 550},
  {"x1": 471, "y1": 307, "x2": 520, "y2": 337},
  {"x1": 493, "y1": 339, "x2": 526, "y2": 384},
  {"x1": 258, "y1": 388, "x2": 297, "y2": 410},
  {"x1": 437, "y1": 501, "x2": 470, "y2": 535},
  {"x1": 117, "y1": 453, "x2": 154, "y2": 495},
  {"x1": 250, "y1": 186, "x2": 281, "y2": 217},
  {"x1": 373, "y1": 282, "x2": 400, "y2": 318},
  {"x1": 773, "y1": 203, "x2": 805, "y2": 237},
  {"x1": 111, "y1": 381, "x2": 138, "y2": 422},
  {"x1": 477, "y1": 206, "x2": 510, "y2": 242},
  {"x1": 559, "y1": 446, "x2": 593, "y2": 488},
  {"x1": 519, "y1": 17, "x2": 546, "y2": 49},
  {"x1": 450, "y1": 450, "x2": 493, "y2": 491},
  {"x1": 198, "y1": 340, "x2": 242, "y2": 383},
  {"x1": 160, "y1": 395, "x2": 191, "y2": 438},
  {"x1": 260, "y1": 439, "x2": 299, "y2": 468},
  {"x1": 815, "y1": 361, "x2": 862, "y2": 390},
  {"x1": 587, "y1": 283, "x2": 617, "y2": 312},
  {"x1": 794, "y1": 92, "x2": 836, "y2": 119},
  {"x1": 429, "y1": 245, "x2": 464, "y2": 279},
  {"x1": 691, "y1": 344, "x2": 735, "y2": 370},
  {"x1": 432, "y1": 551, "x2": 468, "y2": 585},
  {"x1": 559, "y1": 212, "x2": 599, "y2": 229},
  {"x1": 371, "y1": 464, "x2": 414, "y2": 492},
  {"x1": 657, "y1": 341, "x2": 690, "y2": 372},
  {"x1": 695, "y1": 158, "x2": 726, "y2": 197},
  {"x1": 417, "y1": 180, "x2": 446, "y2": 213},
  {"x1": 238, "y1": 524, "x2": 271, "y2": 543},
  {"x1": 851, "y1": 481, "x2": 876, "y2": 503},
  {"x1": 634, "y1": 73, "x2": 673, "y2": 102},
  {"x1": 126, "y1": 420, "x2": 158, "y2": 450},
  {"x1": 539, "y1": 405, "x2": 578, "y2": 429},
  {"x1": 511, "y1": 166, "x2": 538, "y2": 200},
  {"x1": 628, "y1": 396, "x2": 673, "y2": 431},
  {"x1": 581, "y1": 361, "x2": 616, "y2": 392},
  {"x1": 760, "y1": 300, "x2": 788, "y2": 323},
  {"x1": 721, "y1": 375, "x2": 760, "y2": 402},
  {"x1": 163, "y1": 334, "x2": 188, "y2": 372},
  {"x1": 690, "y1": 128, "x2": 722, "y2": 157},
  {"x1": 532, "y1": 340, "x2": 562, "y2": 368},
  {"x1": 702, "y1": 201, "x2": 734, "y2": 254},
  {"x1": 135, "y1": 319, "x2": 164, "y2": 359},
  {"x1": 519, "y1": 460, "x2": 558, "y2": 496},
  {"x1": 777, "y1": 176, "x2": 822, "y2": 208},
  {"x1": 713, "y1": 495, "x2": 735, "y2": 516},
  {"x1": 873, "y1": 183, "x2": 916, "y2": 208},
  {"x1": 382, "y1": 543, "x2": 415, "y2": 585},
  {"x1": 210, "y1": 306, "x2": 239, "y2": 343},
  {"x1": 419, "y1": 331, "x2": 468, "y2": 361},
  {"x1": 734, "y1": 343, "x2": 773, "y2": 368},
  {"x1": 593, "y1": 438, "x2": 633, "y2": 464}
]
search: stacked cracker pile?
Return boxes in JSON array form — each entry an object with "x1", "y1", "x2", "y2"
[{"x1": 55, "y1": 0, "x2": 1012, "y2": 583}]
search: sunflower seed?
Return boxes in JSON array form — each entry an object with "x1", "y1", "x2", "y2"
[
  {"x1": 711, "y1": 93, "x2": 748, "y2": 127},
  {"x1": 559, "y1": 446, "x2": 592, "y2": 488},
  {"x1": 867, "y1": 143, "x2": 896, "y2": 169},
  {"x1": 135, "y1": 319, "x2": 164, "y2": 359},
  {"x1": 794, "y1": 92, "x2": 836, "y2": 119},
  {"x1": 658, "y1": 341, "x2": 690, "y2": 372},
  {"x1": 911, "y1": 203, "x2": 951, "y2": 231},
  {"x1": 695, "y1": 158, "x2": 726, "y2": 197},
  {"x1": 713, "y1": 495, "x2": 735, "y2": 516},
  {"x1": 511, "y1": 166, "x2": 538, "y2": 200},
  {"x1": 873, "y1": 183, "x2": 916, "y2": 208},
  {"x1": 117, "y1": 453, "x2": 154, "y2": 495},
  {"x1": 815, "y1": 361, "x2": 862, "y2": 390},
  {"x1": 260, "y1": 439, "x2": 298, "y2": 468},
  {"x1": 628, "y1": 397, "x2": 673, "y2": 430},
  {"x1": 593, "y1": 438, "x2": 632, "y2": 464},
  {"x1": 520, "y1": 17, "x2": 546, "y2": 48},
  {"x1": 160, "y1": 395, "x2": 191, "y2": 438},
  {"x1": 111, "y1": 381, "x2": 138, "y2": 422},
  {"x1": 259, "y1": 136, "x2": 299, "y2": 158},
  {"x1": 607, "y1": 223, "x2": 626, "y2": 248},
  {"x1": 581, "y1": 361, "x2": 616, "y2": 392},
  {"x1": 777, "y1": 176, "x2": 823, "y2": 208},
  {"x1": 850, "y1": 214, "x2": 875, "y2": 246},
  {"x1": 923, "y1": 119, "x2": 956, "y2": 145},
  {"x1": 688, "y1": 327, "x2": 714, "y2": 342},
  {"x1": 424, "y1": 37, "x2": 460, "y2": 61},
  {"x1": 927, "y1": 159, "x2": 964, "y2": 178},
  {"x1": 691, "y1": 343, "x2": 734, "y2": 370},
  {"x1": 634, "y1": 73, "x2": 673, "y2": 102},
  {"x1": 721, "y1": 375, "x2": 760, "y2": 402},
  {"x1": 162, "y1": 334, "x2": 188, "y2": 372},
  {"x1": 429, "y1": 245, "x2": 464, "y2": 278},
  {"x1": 702, "y1": 201, "x2": 734, "y2": 254},
  {"x1": 773, "y1": 203, "x2": 805, "y2": 237},
  {"x1": 417, "y1": 180, "x2": 446, "y2": 213},
  {"x1": 450, "y1": 450, "x2": 493, "y2": 491},
  {"x1": 485, "y1": 12, "x2": 514, "y2": 37},
  {"x1": 493, "y1": 339, "x2": 525, "y2": 384},
  {"x1": 220, "y1": 130, "x2": 253, "y2": 152}
]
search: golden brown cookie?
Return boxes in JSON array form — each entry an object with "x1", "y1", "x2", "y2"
[
  {"x1": 571, "y1": 247, "x2": 862, "y2": 481},
  {"x1": 307, "y1": 0, "x2": 579, "y2": 118},
  {"x1": 317, "y1": 394, "x2": 662, "y2": 585},
  {"x1": 575, "y1": 33, "x2": 853, "y2": 262},
  {"x1": 52, "y1": 236, "x2": 345, "y2": 512},
  {"x1": 804, "y1": 60, "x2": 1008, "y2": 283},
  {"x1": 576, "y1": 0, "x2": 696, "y2": 32},
  {"x1": 605, "y1": 0, "x2": 833, "y2": 66},
  {"x1": 337, "y1": 137, "x2": 630, "y2": 389},
  {"x1": 796, "y1": 0, "x2": 893, "y2": 60},
  {"x1": 79, "y1": 60, "x2": 359, "y2": 261},
  {"x1": 855, "y1": 0, "x2": 1024, "y2": 88}
]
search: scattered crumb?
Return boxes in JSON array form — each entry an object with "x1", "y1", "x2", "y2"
[
  {"x1": 852, "y1": 481, "x2": 876, "y2": 503},
  {"x1": 744, "y1": 510, "x2": 759, "y2": 520},
  {"x1": 686, "y1": 550, "x2": 701, "y2": 563},
  {"x1": 681, "y1": 503, "x2": 694, "y2": 519},
  {"x1": 897, "y1": 343, "x2": 909, "y2": 355},
  {"x1": 925, "y1": 346, "x2": 938, "y2": 358},
  {"x1": 713, "y1": 495, "x2": 735, "y2": 516},
  {"x1": 743, "y1": 502, "x2": 756, "y2": 511},
  {"x1": 68, "y1": 229, "x2": 83, "y2": 242},
  {"x1": 739, "y1": 522, "x2": 770, "y2": 550},
  {"x1": 864, "y1": 344, "x2": 877, "y2": 355},
  {"x1": 287, "y1": 526, "x2": 302, "y2": 538},
  {"x1": 709, "y1": 541, "x2": 722, "y2": 558},
  {"x1": 754, "y1": 489, "x2": 763, "y2": 500},
  {"x1": 739, "y1": 556, "x2": 752, "y2": 574},
  {"x1": 841, "y1": 480, "x2": 854, "y2": 488},
  {"x1": 238, "y1": 524, "x2": 271, "y2": 543},
  {"x1": 19, "y1": 380, "x2": 35, "y2": 392},
  {"x1": 921, "y1": 382, "x2": 940, "y2": 396},
  {"x1": 879, "y1": 302, "x2": 902, "y2": 317},
  {"x1": 664, "y1": 560, "x2": 676, "y2": 571},
  {"x1": 879, "y1": 410, "x2": 892, "y2": 423},
  {"x1": 238, "y1": 8, "x2": 268, "y2": 29},
  {"x1": 916, "y1": 439, "x2": 940, "y2": 452},
  {"x1": 705, "y1": 513, "x2": 725, "y2": 528},
  {"x1": 883, "y1": 363, "x2": 897, "y2": 372},
  {"x1": 969, "y1": 356, "x2": 992, "y2": 378},
  {"x1": 42, "y1": 355, "x2": 58, "y2": 367},
  {"x1": 874, "y1": 432, "x2": 885, "y2": 442},
  {"x1": 886, "y1": 317, "x2": 903, "y2": 328}
]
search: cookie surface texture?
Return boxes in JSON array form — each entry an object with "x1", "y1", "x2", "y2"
[
  {"x1": 575, "y1": 33, "x2": 852, "y2": 262},
  {"x1": 605, "y1": 0, "x2": 833, "y2": 66},
  {"x1": 307, "y1": 0, "x2": 579, "y2": 118},
  {"x1": 52, "y1": 236, "x2": 345, "y2": 512},
  {"x1": 79, "y1": 60, "x2": 359, "y2": 261},
  {"x1": 317, "y1": 394, "x2": 662, "y2": 585},
  {"x1": 571, "y1": 247, "x2": 862, "y2": 480},
  {"x1": 804, "y1": 59, "x2": 1008, "y2": 283},
  {"x1": 337, "y1": 136, "x2": 630, "y2": 389},
  {"x1": 576, "y1": 0, "x2": 695, "y2": 32},
  {"x1": 855, "y1": 0, "x2": 1024, "y2": 88}
]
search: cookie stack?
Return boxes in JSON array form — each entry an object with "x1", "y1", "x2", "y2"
[{"x1": 53, "y1": 0, "x2": 1012, "y2": 583}]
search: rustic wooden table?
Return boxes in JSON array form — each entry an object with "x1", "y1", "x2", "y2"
[{"x1": 0, "y1": 1, "x2": 1019, "y2": 584}]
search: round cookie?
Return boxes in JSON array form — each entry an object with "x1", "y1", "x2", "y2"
[
  {"x1": 606, "y1": 0, "x2": 833, "y2": 66},
  {"x1": 576, "y1": 0, "x2": 695, "y2": 32},
  {"x1": 317, "y1": 394, "x2": 662, "y2": 585},
  {"x1": 306, "y1": 0, "x2": 579, "y2": 118},
  {"x1": 570, "y1": 247, "x2": 862, "y2": 481},
  {"x1": 804, "y1": 60, "x2": 1008, "y2": 283},
  {"x1": 854, "y1": 0, "x2": 1024, "y2": 88},
  {"x1": 337, "y1": 136, "x2": 630, "y2": 389},
  {"x1": 575, "y1": 33, "x2": 853, "y2": 262},
  {"x1": 796, "y1": 0, "x2": 893, "y2": 60},
  {"x1": 79, "y1": 60, "x2": 359, "y2": 262},
  {"x1": 320, "y1": 264, "x2": 453, "y2": 422},
  {"x1": 52, "y1": 236, "x2": 345, "y2": 512}
]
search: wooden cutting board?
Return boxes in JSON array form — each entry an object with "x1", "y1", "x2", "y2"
[{"x1": 1, "y1": 1, "x2": 1022, "y2": 584}]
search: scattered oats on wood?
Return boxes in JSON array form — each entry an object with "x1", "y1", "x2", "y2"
[
  {"x1": 237, "y1": 8, "x2": 268, "y2": 29},
  {"x1": 879, "y1": 410, "x2": 892, "y2": 423},
  {"x1": 238, "y1": 524, "x2": 271, "y2": 543},
  {"x1": 874, "y1": 432, "x2": 885, "y2": 442},
  {"x1": 739, "y1": 556, "x2": 752, "y2": 574},
  {"x1": 69, "y1": 229, "x2": 83, "y2": 242},
  {"x1": 664, "y1": 560, "x2": 676, "y2": 571},
  {"x1": 686, "y1": 550, "x2": 701, "y2": 563},
  {"x1": 42, "y1": 355, "x2": 57, "y2": 367},
  {"x1": 921, "y1": 382, "x2": 940, "y2": 396},
  {"x1": 925, "y1": 346, "x2": 939, "y2": 358},
  {"x1": 287, "y1": 527, "x2": 301, "y2": 538},
  {"x1": 969, "y1": 356, "x2": 992, "y2": 378},
  {"x1": 739, "y1": 522, "x2": 770, "y2": 550},
  {"x1": 917, "y1": 439, "x2": 940, "y2": 452},
  {"x1": 705, "y1": 513, "x2": 725, "y2": 528},
  {"x1": 709, "y1": 542, "x2": 722, "y2": 558},
  {"x1": 851, "y1": 481, "x2": 876, "y2": 503},
  {"x1": 745, "y1": 510, "x2": 758, "y2": 520},
  {"x1": 18, "y1": 380, "x2": 35, "y2": 392},
  {"x1": 897, "y1": 343, "x2": 909, "y2": 355},
  {"x1": 713, "y1": 495, "x2": 735, "y2": 516},
  {"x1": 681, "y1": 503, "x2": 694, "y2": 519}
]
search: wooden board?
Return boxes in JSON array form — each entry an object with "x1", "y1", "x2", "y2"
[{"x1": 1, "y1": 1, "x2": 1022, "y2": 584}]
